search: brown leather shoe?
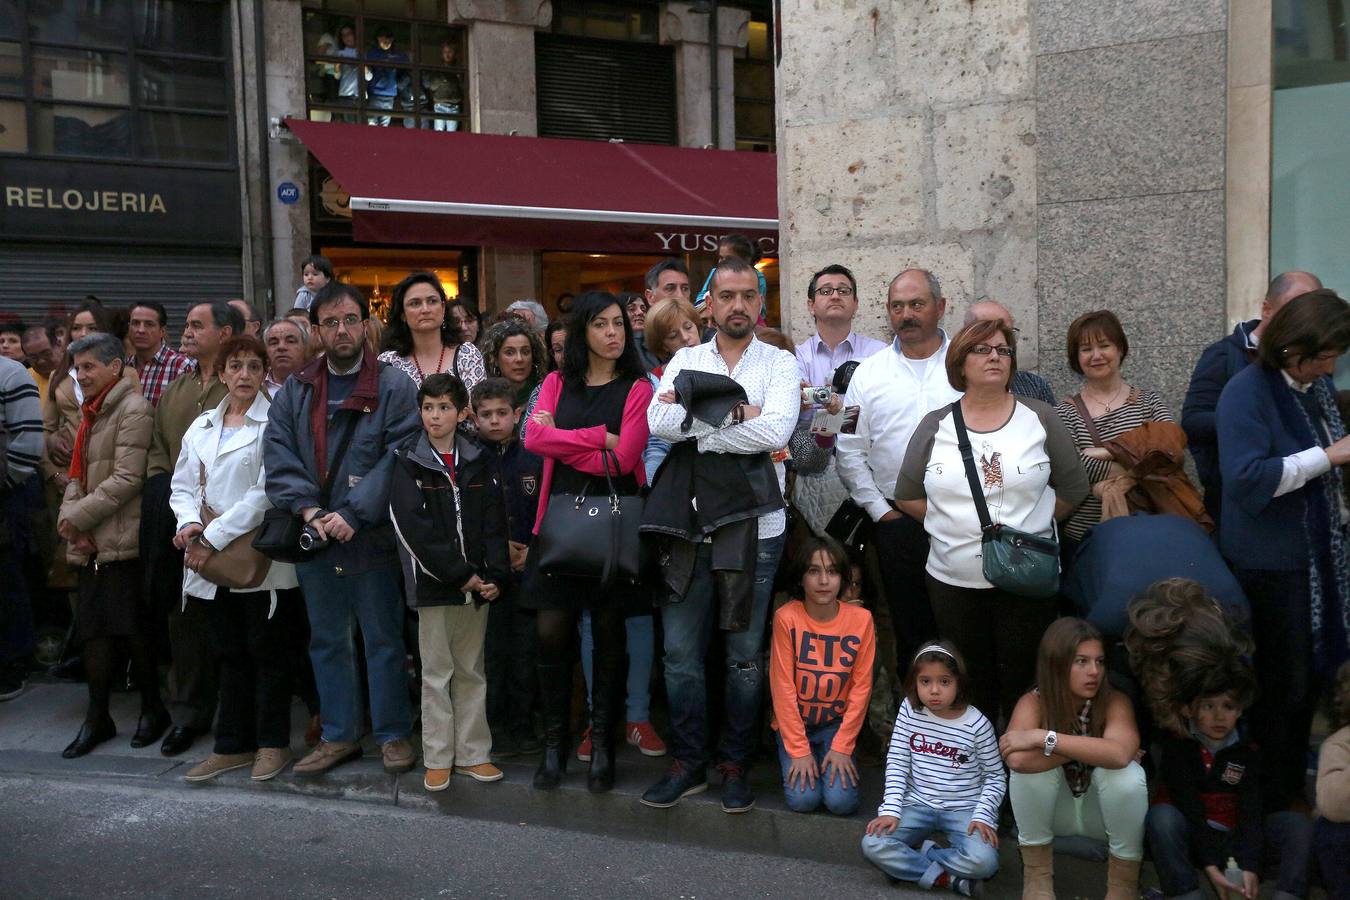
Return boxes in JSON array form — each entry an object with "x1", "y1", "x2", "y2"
[
  {"x1": 185, "y1": 752, "x2": 255, "y2": 783},
  {"x1": 251, "y1": 747, "x2": 293, "y2": 781},
  {"x1": 381, "y1": 738, "x2": 416, "y2": 774},
  {"x1": 293, "y1": 740, "x2": 361, "y2": 777},
  {"x1": 455, "y1": 763, "x2": 504, "y2": 783}
]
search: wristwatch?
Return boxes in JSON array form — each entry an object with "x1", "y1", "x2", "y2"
[{"x1": 1043, "y1": 730, "x2": 1058, "y2": 757}]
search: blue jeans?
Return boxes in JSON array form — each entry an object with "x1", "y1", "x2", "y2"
[
  {"x1": 861, "y1": 804, "x2": 1000, "y2": 885},
  {"x1": 431, "y1": 102, "x2": 460, "y2": 131},
  {"x1": 1146, "y1": 803, "x2": 1313, "y2": 899},
  {"x1": 661, "y1": 532, "x2": 784, "y2": 769},
  {"x1": 580, "y1": 612, "x2": 655, "y2": 722},
  {"x1": 1314, "y1": 818, "x2": 1350, "y2": 900},
  {"x1": 297, "y1": 561, "x2": 411, "y2": 745},
  {"x1": 775, "y1": 719, "x2": 859, "y2": 815},
  {"x1": 367, "y1": 94, "x2": 395, "y2": 126}
]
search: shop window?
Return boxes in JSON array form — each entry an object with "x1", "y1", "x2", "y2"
[
  {"x1": 734, "y1": 12, "x2": 775, "y2": 152},
  {"x1": 302, "y1": 0, "x2": 468, "y2": 131},
  {"x1": 1272, "y1": 0, "x2": 1350, "y2": 310},
  {"x1": 2, "y1": 0, "x2": 233, "y2": 163},
  {"x1": 318, "y1": 246, "x2": 466, "y2": 323}
]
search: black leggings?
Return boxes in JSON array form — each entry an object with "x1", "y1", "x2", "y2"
[
  {"x1": 84, "y1": 633, "x2": 161, "y2": 724},
  {"x1": 537, "y1": 603, "x2": 625, "y2": 727}
]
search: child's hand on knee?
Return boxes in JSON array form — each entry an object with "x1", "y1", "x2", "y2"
[
  {"x1": 823, "y1": 749, "x2": 858, "y2": 788},
  {"x1": 967, "y1": 819, "x2": 999, "y2": 848},
  {"x1": 865, "y1": 815, "x2": 898, "y2": 836},
  {"x1": 786, "y1": 753, "x2": 818, "y2": 791}
]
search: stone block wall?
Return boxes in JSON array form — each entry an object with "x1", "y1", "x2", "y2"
[
  {"x1": 776, "y1": 0, "x2": 1232, "y2": 404},
  {"x1": 1034, "y1": 0, "x2": 1227, "y2": 408}
]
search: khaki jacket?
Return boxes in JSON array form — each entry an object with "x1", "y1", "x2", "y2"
[
  {"x1": 59, "y1": 371, "x2": 153, "y2": 565},
  {"x1": 148, "y1": 370, "x2": 227, "y2": 478}
]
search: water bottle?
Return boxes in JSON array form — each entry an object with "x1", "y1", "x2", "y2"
[{"x1": 1224, "y1": 857, "x2": 1244, "y2": 893}]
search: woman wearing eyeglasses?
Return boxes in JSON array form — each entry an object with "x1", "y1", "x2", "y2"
[
  {"x1": 1053, "y1": 310, "x2": 1173, "y2": 557},
  {"x1": 893, "y1": 319, "x2": 1088, "y2": 725}
]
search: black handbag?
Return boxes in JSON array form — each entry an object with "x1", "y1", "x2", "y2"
[
  {"x1": 951, "y1": 402, "x2": 1061, "y2": 599},
  {"x1": 252, "y1": 412, "x2": 359, "y2": 564},
  {"x1": 535, "y1": 450, "x2": 643, "y2": 586}
]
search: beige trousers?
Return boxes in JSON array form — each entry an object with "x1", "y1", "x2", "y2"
[{"x1": 418, "y1": 603, "x2": 492, "y2": 769}]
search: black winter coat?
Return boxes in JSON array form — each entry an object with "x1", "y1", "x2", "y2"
[
  {"x1": 389, "y1": 431, "x2": 510, "y2": 607},
  {"x1": 1155, "y1": 731, "x2": 1263, "y2": 873}
]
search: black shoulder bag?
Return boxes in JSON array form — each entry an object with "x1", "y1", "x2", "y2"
[
  {"x1": 950, "y1": 401, "x2": 1061, "y2": 599},
  {"x1": 252, "y1": 415, "x2": 359, "y2": 564},
  {"x1": 535, "y1": 450, "x2": 644, "y2": 586}
]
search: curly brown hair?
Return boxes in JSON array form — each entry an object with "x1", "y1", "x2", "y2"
[
  {"x1": 1124, "y1": 578, "x2": 1253, "y2": 738},
  {"x1": 480, "y1": 318, "x2": 547, "y2": 387}
]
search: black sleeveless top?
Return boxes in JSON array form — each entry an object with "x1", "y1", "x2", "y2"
[{"x1": 549, "y1": 375, "x2": 639, "y2": 497}]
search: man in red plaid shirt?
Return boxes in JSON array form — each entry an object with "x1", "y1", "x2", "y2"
[{"x1": 126, "y1": 301, "x2": 195, "y2": 408}]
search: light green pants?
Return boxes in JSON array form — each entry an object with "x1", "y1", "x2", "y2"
[{"x1": 1009, "y1": 761, "x2": 1148, "y2": 861}]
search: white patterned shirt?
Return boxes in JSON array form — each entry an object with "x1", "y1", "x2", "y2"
[{"x1": 648, "y1": 335, "x2": 800, "y2": 539}]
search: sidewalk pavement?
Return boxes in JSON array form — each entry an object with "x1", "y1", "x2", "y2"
[{"x1": 1, "y1": 676, "x2": 1125, "y2": 898}]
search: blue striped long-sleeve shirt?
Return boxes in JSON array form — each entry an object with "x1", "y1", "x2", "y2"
[
  {"x1": 878, "y1": 698, "x2": 1007, "y2": 827},
  {"x1": 0, "y1": 357, "x2": 42, "y2": 487}
]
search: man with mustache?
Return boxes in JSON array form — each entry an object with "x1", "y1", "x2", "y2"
[{"x1": 836, "y1": 268, "x2": 960, "y2": 669}]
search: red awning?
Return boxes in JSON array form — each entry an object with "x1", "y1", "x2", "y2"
[{"x1": 284, "y1": 119, "x2": 778, "y2": 255}]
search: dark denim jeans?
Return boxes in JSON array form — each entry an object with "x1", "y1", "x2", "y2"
[
  {"x1": 661, "y1": 532, "x2": 784, "y2": 770},
  {"x1": 1314, "y1": 817, "x2": 1350, "y2": 900},
  {"x1": 1145, "y1": 803, "x2": 1313, "y2": 898},
  {"x1": 296, "y1": 561, "x2": 412, "y2": 745}
]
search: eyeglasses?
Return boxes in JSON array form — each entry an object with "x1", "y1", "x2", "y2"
[
  {"x1": 815, "y1": 286, "x2": 854, "y2": 298},
  {"x1": 318, "y1": 315, "x2": 365, "y2": 331},
  {"x1": 970, "y1": 344, "x2": 1014, "y2": 358}
]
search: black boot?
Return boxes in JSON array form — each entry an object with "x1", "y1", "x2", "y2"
[
  {"x1": 587, "y1": 611, "x2": 623, "y2": 794},
  {"x1": 533, "y1": 663, "x2": 570, "y2": 790}
]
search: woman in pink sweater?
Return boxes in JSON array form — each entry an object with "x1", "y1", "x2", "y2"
[{"x1": 522, "y1": 291, "x2": 652, "y2": 796}]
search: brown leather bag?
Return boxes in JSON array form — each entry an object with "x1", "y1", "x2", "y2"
[{"x1": 197, "y1": 461, "x2": 272, "y2": 590}]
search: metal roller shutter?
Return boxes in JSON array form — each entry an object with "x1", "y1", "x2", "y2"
[
  {"x1": 536, "y1": 34, "x2": 677, "y2": 145},
  {"x1": 0, "y1": 244, "x2": 244, "y2": 341}
]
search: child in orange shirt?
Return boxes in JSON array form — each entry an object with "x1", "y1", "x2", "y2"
[{"x1": 769, "y1": 535, "x2": 876, "y2": 815}]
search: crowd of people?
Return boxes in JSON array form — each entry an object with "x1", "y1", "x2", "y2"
[{"x1": 0, "y1": 246, "x2": 1347, "y2": 899}]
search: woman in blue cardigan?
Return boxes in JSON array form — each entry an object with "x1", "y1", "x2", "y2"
[{"x1": 1217, "y1": 288, "x2": 1350, "y2": 812}]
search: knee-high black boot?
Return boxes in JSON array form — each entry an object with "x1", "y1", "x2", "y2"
[
  {"x1": 587, "y1": 605, "x2": 625, "y2": 793},
  {"x1": 533, "y1": 662, "x2": 570, "y2": 789}
]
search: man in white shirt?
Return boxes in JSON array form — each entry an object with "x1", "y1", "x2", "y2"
[
  {"x1": 795, "y1": 264, "x2": 888, "y2": 388},
  {"x1": 836, "y1": 268, "x2": 960, "y2": 665},
  {"x1": 641, "y1": 256, "x2": 799, "y2": 815}
]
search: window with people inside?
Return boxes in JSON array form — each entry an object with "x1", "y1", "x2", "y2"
[{"x1": 303, "y1": 0, "x2": 468, "y2": 132}]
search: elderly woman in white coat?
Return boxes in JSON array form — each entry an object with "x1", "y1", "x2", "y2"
[{"x1": 169, "y1": 336, "x2": 301, "y2": 784}]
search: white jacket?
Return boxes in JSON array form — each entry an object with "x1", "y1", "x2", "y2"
[
  {"x1": 835, "y1": 333, "x2": 962, "y2": 522},
  {"x1": 169, "y1": 391, "x2": 298, "y2": 600}
]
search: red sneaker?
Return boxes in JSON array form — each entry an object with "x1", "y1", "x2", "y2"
[
  {"x1": 575, "y1": 725, "x2": 592, "y2": 762},
  {"x1": 625, "y1": 721, "x2": 667, "y2": 757}
]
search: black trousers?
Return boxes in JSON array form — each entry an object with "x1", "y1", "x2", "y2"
[
  {"x1": 200, "y1": 587, "x2": 300, "y2": 755},
  {"x1": 926, "y1": 574, "x2": 1055, "y2": 728},
  {"x1": 484, "y1": 587, "x2": 538, "y2": 737},
  {"x1": 873, "y1": 513, "x2": 939, "y2": 667},
  {"x1": 1235, "y1": 566, "x2": 1319, "y2": 811}
]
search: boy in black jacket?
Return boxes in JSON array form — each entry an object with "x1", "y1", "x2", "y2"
[
  {"x1": 390, "y1": 373, "x2": 509, "y2": 793},
  {"x1": 1145, "y1": 658, "x2": 1313, "y2": 900},
  {"x1": 472, "y1": 377, "x2": 543, "y2": 756}
]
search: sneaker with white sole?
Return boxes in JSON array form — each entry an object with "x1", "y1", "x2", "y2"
[{"x1": 251, "y1": 747, "x2": 292, "y2": 781}]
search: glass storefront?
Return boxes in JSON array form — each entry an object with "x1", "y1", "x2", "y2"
[
  {"x1": 319, "y1": 246, "x2": 465, "y2": 322},
  {"x1": 1271, "y1": 0, "x2": 1350, "y2": 297}
]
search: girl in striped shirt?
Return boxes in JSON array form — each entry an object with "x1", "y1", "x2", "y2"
[{"x1": 861, "y1": 642, "x2": 1005, "y2": 895}]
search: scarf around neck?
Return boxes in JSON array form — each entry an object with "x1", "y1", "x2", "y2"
[
  {"x1": 1265, "y1": 366, "x2": 1350, "y2": 673},
  {"x1": 68, "y1": 376, "x2": 119, "y2": 488}
]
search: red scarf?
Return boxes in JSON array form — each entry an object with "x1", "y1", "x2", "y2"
[{"x1": 68, "y1": 378, "x2": 118, "y2": 488}]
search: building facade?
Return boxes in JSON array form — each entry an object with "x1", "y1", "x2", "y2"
[{"x1": 775, "y1": 0, "x2": 1350, "y2": 403}]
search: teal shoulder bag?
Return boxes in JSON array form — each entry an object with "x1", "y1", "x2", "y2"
[{"x1": 950, "y1": 401, "x2": 1061, "y2": 599}]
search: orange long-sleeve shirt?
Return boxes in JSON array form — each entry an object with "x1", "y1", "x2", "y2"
[{"x1": 769, "y1": 600, "x2": 875, "y2": 758}]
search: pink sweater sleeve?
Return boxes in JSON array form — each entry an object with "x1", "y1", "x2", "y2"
[{"x1": 523, "y1": 375, "x2": 653, "y2": 484}]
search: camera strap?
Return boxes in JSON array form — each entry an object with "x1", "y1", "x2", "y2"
[{"x1": 318, "y1": 413, "x2": 360, "y2": 509}]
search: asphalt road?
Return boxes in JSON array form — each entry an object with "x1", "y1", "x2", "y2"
[{"x1": 0, "y1": 773, "x2": 903, "y2": 900}]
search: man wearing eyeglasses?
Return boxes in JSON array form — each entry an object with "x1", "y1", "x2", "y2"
[
  {"x1": 264, "y1": 282, "x2": 421, "y2": 778},
  {"x1": 795, "y1": 265, "x2": 887, "y2": 389},
  {"x1": 836, "y1": 268, "x2": 960, "y2": 667}
]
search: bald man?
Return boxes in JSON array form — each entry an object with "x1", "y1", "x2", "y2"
[
  {"x1": 1182, "y1": 270, "x2": 1323, "y2": 521},
  {"x1": 963, "y1": 301, "x2": 1056, "y2": 405}
]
